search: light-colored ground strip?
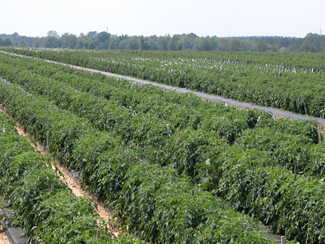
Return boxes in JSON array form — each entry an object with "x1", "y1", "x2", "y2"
[
  {"x1": 0, "y1": 232, "x2": 9, "y2": 244},
  {"x1": 64, "y1": 61, "x2": 325, "y2": 127},
  {"x1": 0, "y1": 108, "x2": 121, "y2": 237}
]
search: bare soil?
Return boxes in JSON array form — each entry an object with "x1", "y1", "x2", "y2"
[{"x1": 0, "y1": 232, "x2": 9, "y2": 244}]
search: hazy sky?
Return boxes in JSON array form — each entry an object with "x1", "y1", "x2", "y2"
[{"x1": 1, "y1": 0, "x2": 324, "y2": 38}]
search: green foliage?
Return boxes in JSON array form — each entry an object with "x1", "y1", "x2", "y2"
[
  {"x1": 114, "y1": 164, "x2": 274, "y2": 244},
  {"x1": 4, "y1": 52, "x2": 325, "y2": 242},
  {"x1": 0, "y1": 56, "x2": 276, "y2": 243},
  {"x1": 5, "y1": 47, "x2": 325, "y2": 118},
  {"x1": 0, "y1": 112, "x2": 139, "y2": 243},
  {"x1": 206, "y1": 146, "x2": 325, "y2": 243}
]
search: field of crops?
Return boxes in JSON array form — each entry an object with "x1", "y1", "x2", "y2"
[
  {"x1": 0, "y1": 51, "x2": 325, "y2": 243},
  {"x1": 2, "y1": 48, "x2": 325, "y2": 118},
  {"x1": 0, "y1": 106, "x2": 143, "y2": 243}
]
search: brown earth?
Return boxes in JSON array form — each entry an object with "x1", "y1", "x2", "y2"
[{"x1": 0, "y1": 232, "x2": 9, "y2": 244}]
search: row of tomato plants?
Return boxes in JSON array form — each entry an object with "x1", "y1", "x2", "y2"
[
  {"x1": 1, "y1": 53, "x2": 321, "y2": 144},
  {"x1": 0, "y1": 61, "x2": 319, "y2": 184},
  {"x1": 3, "y1": 54, "x2": 324, "y2": 180},
  {"x1": 0, "y1": 54, "x2": 322, "y2": 180},
  {"x1": 7, "y1": 48, "x2": 325, "y2": 71},
  {"x1": 3, "y1": 48, "x2": 325, "y2": 118},
  {"x1": 1, "y1": 54, "x2": 324, "y2": 243},
  {"x1": 3, "y1": 53, "x2": 320, "y2": 142},
  {"x1": 90, "y1": 49, "x2": 325, "y2": 71},
  {"x1": 0, "y1": 111, "x2": 139, "y2": 243},
  {"x1": 0, "y1": 76, "x2": 274, "y2": 243}
]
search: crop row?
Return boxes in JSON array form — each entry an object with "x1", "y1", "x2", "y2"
[
  {"x1": 0, "y1": 53, "x2": 324, "y2": 243},
  {"x1": 0, "y1": 111, "x2": 139, "y2": 243},
  {"x1": 0, "y1": 54, "x2": 322, "y2": 180},
  {"x1": 3, "y1": 48, "x2": 325, "y2": 118},
  {"x1": 0, "y1": 72, "x2": 273, "y2": 243},
  {"x1": 5, "y1": 48, "x2": 325, "y2": 71},
  {"x1": 2, "y1": 53, "x2": 319, "y2": 140}
]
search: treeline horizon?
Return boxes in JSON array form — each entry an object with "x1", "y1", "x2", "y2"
[{"x1": 1, "y1": 31, "x2": 325, "y2": 53}]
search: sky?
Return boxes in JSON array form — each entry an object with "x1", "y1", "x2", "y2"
[{"x1": 1, "y1": 0, "x2": 324, "y2": 38}]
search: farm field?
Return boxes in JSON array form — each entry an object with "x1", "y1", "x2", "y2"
[
  {"x1": 2, "y1": 47, "x2": 325, "y2": 118},
  {"x1": 0, "y1": 51, "x2": 325, "y2": 243},
  {"x1": 0, "y1": 109, "x2": 141, "y2": 243},
  {"x1": 0, "y1": 53, "x2": 280, "y2": 243}
]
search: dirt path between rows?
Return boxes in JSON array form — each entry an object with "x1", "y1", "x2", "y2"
[
  {"x1": 0, "y1": 232, "x2": 9, "y2": 244},
  {"x1": 0, "y1": 108, "x2": 121, "y2": 238}
]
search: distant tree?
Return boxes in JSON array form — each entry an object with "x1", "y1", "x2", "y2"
[
  {"x1": 279, "y1": 47, "x2": 289, "y2": 52},
  {"x1": 187, "y1": 33, "x2": 198, "y2": 39},
  {"x1": 48, "y1": 30, "x2": 60, "y2": 39},
  {"x1": 18, "y1": 40, "x2": 28, "y2": 47},
  {"x1": 77, "y1": 39, "x2": 84, "y2": 49},
  {"x1": 77, "y1": 33, "x2": 86, "y2": 48},
  {"x1": 299, "y1": 39, "x2": 310, "y2": 52},
  {"x1": 108, "y1": 39, "x2": 117, "y2": 49},
  {"x1": 3, "y1": 38, "x2": 13, "y2": 46},
  {"x1": 0, "y1": 37, "x2": 3, "y2": 46},
  {"x1": 32, "y1": 37, "x2": 42, "y2": 47},
  {"x1": 69, "y1": 35, "x2": 77, "y2": 49},
  {"x1": 88, "y1": 41, "x2": 95, "y2": 49},
  {"x1": 83, "y1": 41, "x2": 89, "y2": 49},
  {"x1": 119, "y1": 34, "x2": 128, "y2": 41},
  {"x1": 257, "y1": 38, "x2": 267, "y2": 52},
  {"x1": 80, "y1": 34, "x2": 95, "y2": 49},
  {"x1": 97, "y1": 31, "x2": 111, "y2": 49},
  {"x1": 127, "y1": 37, "x2": 139, "y2": 50},
  {"x1": 169, "y1": 35, "x2": 180, "y2": 50},
  {"x1": 88, "y1": 31, "x2": 97, "y2": 36},
  {"x1": 209, "y1": 36, "x2": 218, "y2": 50},
  {"x1": 10, "y1": 32, "x2": 19, "y2": 44},
  {"x1": 198, "y1": 38, "x2": 212, "y2": 51},
  {"x1": 309, "y1": 45, "x2": 317, "y2": 52},
  {"x1": 323, "y1": 44, "x2": 325, "y2": 52},
  {"x1": 98, "y1": 32, "x2": 110, "y2": 43},
  {"x1": 218, "y1": 38, "x2": 229, "y2": 51},
  {"x1": 230, "y1": 39, "x2": 241, "y2": 52},
  {"x1": 140, "y1": 36, "x2": 150, "y2": 50},
  {"x1": 271, "y1": 44, "x2": 279, "y2": 52},
  {"x1": 240, "y1": 39, "x2": 251, "y2": 51},
  {"x1": 6, "y1": 31, "x2": 323, "y2": 52},
  {"x1": 304, "y1": 33, "x2": 323, "y2": 51},
  {"x1": 149, "y1": 36, "x2": 158, "y2": 50},
  {"x1": 61, "y1": 33, "x2": 70, "y2": 48},
  {"x1": 182, "y1": 37, "x2": 193, "y2": 50},
  {"x1": 177, "y1": 42, "x2": 183, "y2": 51},
  {"x1": 249, "y1": 40, "x2": 259, "y2": 51},
  {"x1": 157, "y1": 36, "x2": 168, "y2": 50},
  {"x1": 45, "y1": 30, "x2": 61, "y2": 48},
  {"x1": 117, "y1": 39, "x2": 128, "y2": 49},
  {"x1": 12, "y1": 32, "x2": 19, "y2": 39}
]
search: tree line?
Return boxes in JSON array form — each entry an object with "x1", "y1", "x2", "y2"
[{"x1": 1, "y1": 31, "x2": 325, "y2": 52}]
